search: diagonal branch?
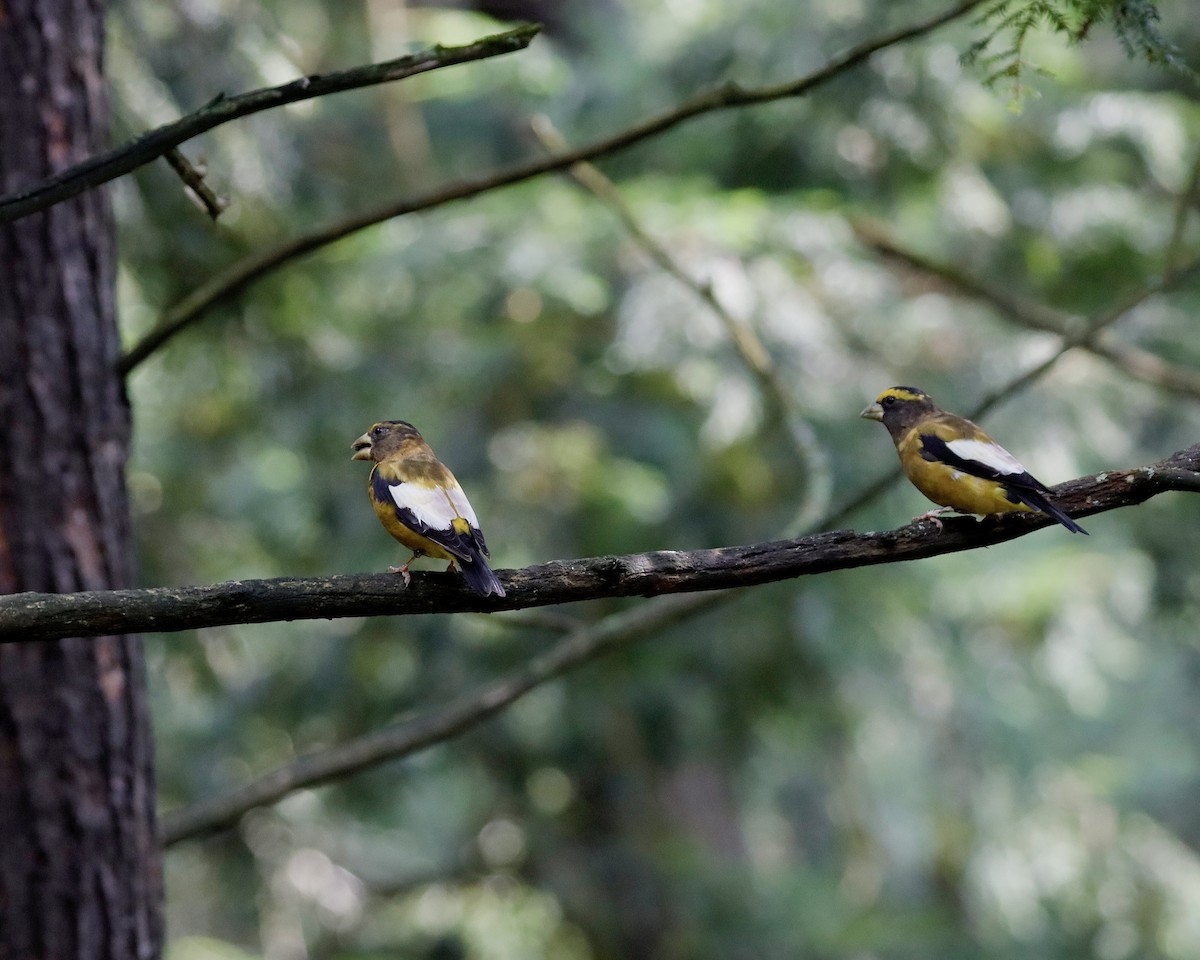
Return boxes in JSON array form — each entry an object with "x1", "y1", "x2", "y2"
[
  {"x1": 0, "y1": 25, "x2": 542, "y2": 224},
  {"x1": 856, "y1": 223, "x2": 1200, "y2": 399},
  {"x1": 3, "y1": 444, "x2": 1197, "y2": 646},
  {"x1": 529, "y1": 116, "x2": 832, "y2": 530},
  {"x1": 159, "y1": 591, "x2": 722, "y2": 844},
  {"x1": 163, "y1": 148, "x2": 228, "y2": 220},
  {"x1": 119, "y1": 0, "x2": 989, "y2": 375},
  {"x1": 1165, "y1": 145, "x2": 1200, "y2": 272}
]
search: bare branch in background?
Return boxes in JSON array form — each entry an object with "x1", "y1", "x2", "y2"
[
  {"x1": 855, "y1": 222, "x2": 1200, "y2": 399},
  {"x1": 160, "y1": 592, "x2": 722, "y2": 844},
  {"x1": 529, "y1": 116, "x2": 833, "y2": 531},
  {"x1": 164, "y1": 148, "x2": 228, "y2": 220},
  {"x1": 119, "y1": 0, "x2": 989, "y2": 375},
  {"x1": 1165, "y1": 146, "x2": 1200, "y2": 272},
  {"x1": 0, "y1": 25, "x2": 541, "y2": 224}
]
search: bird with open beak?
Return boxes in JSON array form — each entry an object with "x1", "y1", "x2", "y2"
[{"x1": 352, "y1": 420, "x2": 506, "y2": 595}]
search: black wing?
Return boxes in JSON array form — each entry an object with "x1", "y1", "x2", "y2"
[{"x1": 920, "y1": 434, "x2": 1087, "y2": 534}]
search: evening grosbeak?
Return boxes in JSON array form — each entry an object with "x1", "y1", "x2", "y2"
[
  {"x1": 860, "y1": 386, "x2": 1087, "y2": 534},
  {"x1": 352, "y1": 420, "x2": 507, "y2": 596}
]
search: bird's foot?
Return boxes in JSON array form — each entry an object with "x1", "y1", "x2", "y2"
[
  {"x1": 387, "y1": 551, "x2": 424, "y2": 588},
  {"x1": 387, "y1": 564, "x2": 413, "y2": 587},
  {"x1": 445, "y1": 560, "x2": 458, "y2": 573},
  {"x1": 912, "y1": 507, "x2": 952, "y2": 532}
]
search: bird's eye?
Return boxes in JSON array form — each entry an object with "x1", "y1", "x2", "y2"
[
  {"x1": 882, "y1": 396, "x2": 896, "y2": 406},
  {"x1": 371, "y1": 425, "x2": 386, "y2": 438}
]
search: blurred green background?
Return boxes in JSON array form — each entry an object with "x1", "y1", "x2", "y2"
[{"x1": 110, "y1": 1, "x2": 1200, "y2": 957}]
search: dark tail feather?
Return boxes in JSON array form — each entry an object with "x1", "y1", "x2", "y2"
[
  {"x1": 1009, "y1": 488, "x2": 1088, "y2": 535},
  {"x1": 459, "y1": 550, "x2": 506, "y2": 596}
]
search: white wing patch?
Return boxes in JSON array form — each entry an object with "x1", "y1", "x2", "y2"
[
  {"x1": 944, "y1": 438, "x2": 1026, "y2": 476},
  {"x1": 388, "y1": 480, "x2": 477, "y2": 531},
  {"x1": 441, "y1": 482, "x2": 480, "y2": 528}
]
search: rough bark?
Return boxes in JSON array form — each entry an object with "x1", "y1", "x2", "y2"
[{"x1": 0, "y1": 1, "x2": 163, "y2": 958}]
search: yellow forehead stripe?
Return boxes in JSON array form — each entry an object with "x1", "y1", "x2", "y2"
[{"x1": 876, "y1": 387, "x2": 928, "y2": 403}]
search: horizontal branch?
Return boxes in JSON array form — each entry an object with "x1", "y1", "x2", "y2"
[
  {"x1": 119, "y1": 0, "x2": 988, "y2": 374},
  {"x1": 0, "y1": 25, "x2": 541, "y2": 223},
  {"x1": 3, "y1": 444, "x2": 1197, "y2": 645}
]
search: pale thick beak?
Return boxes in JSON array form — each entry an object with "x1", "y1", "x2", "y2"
[
  {"x1": 860, "y1": 402, "x2": 883, "y2": 422},
  {"x1": 351, "y1": 433, "x2": 373, "y2": 460}
]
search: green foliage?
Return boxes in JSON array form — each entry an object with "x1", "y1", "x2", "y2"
[{"x1": 961, "y1": 0, "x2": 1194, "y2": 100}]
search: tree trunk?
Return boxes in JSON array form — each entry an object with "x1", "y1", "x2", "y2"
[{"x1": 0, "y1": 2, "x2": 163, "y2": 958}]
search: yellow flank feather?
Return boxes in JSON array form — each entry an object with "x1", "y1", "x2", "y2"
[
  {"x1": 368, "y1": 478, "x2": 457, "y2": 563},
  {"x1": 860, "y1": 386, "x2": 1087, "y2": 534}
]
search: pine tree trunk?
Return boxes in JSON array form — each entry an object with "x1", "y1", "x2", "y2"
[{"x1": 0, "y1": 1, "x2": 163, "y2": 957}]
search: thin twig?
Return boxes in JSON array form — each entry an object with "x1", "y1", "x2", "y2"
[
  {"x1": 1165, "y1": 146, "x2": 1200, "y2": 272},
  {"x1": 857, "y1": 223, "x2": 1200, "y2": 399},
  {"x1": 529, "y1": 116, "x2": 832, "y2": 531},
  {"x1": 0, "y1": 25, "x2": 542, "y2": 224},
  {"x1": 120, "y1": 0, "x2": 989, "y2": 375},
  {"x1": 163, "y1": 148, "x2": 228, "y2": 220},
  {"x1": 853, "y1": 219, "x2": 1070, "y2": 334}
]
